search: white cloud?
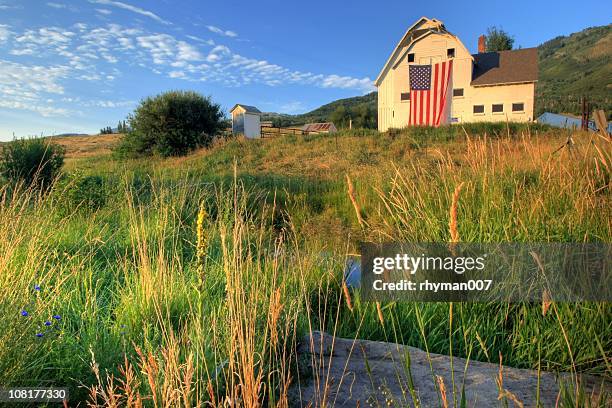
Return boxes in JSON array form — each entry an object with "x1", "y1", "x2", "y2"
[
  {"x1": 0, "y1": 59, "x2": 71, "y2": 116},
  {"x1": 102, "y1": 53, "x2": 118, "y2": 63},
  {"x1": 0, "y1": 3, "x2": 21, "y2": 10},
  {"x1": 0, "y1": 59, "x2": 68, "y2": 94},
  {"x1": 0, "y1": 100, "x2": 69, "y2": 116},
  {"x1": 137, "y1": 34, "x2": 202, "y2": 65},
  {"x1": 186, "y1": 35, "x2": 214, "y2": 46},
  {"x1": 0, "y1": 24, "x2": 10, "y2": 43},
  {"x1": 206, "y1": 25, "x2": 237, "y2": 38},
  {"x1": 169, "y1": 70, "x2": 185, "y2": 79},
  {"x1": 318, "y1": 74, "x2": 375, "y2": 92},
  {"x1": 10, "y1": 48, "x2": 35, "y2": 56},
  {"x1": 46, "y1": 2, "x2": 67, "y2": 9},
  {"x1": 88, "y1": 99, "x2": 135, "y2": 108},
  {"x1": 177, "y1": 41, "x2": 202, "y2": 61},
  {"x1": 0, "y1": 21, "x2": 374, "y2": 120},
  {"x1": 46, "y1": 2, "x2": 79, "y2": 12},
  {"x1": 206, "y1": 44, "x2": 230, "y2": 62},
  {"x1": 78, "y1": 73, "x2": 102, "y2": 81},
  {"x1": 96, "y1": 8, "x2": 112, "y2": 15},
  {"x1": 16, "y1": 27, "x2": 74, "y2": 46},
  {"x1": 89, "y1": 0, "x2": 170, "y2": 25},
  {"x1": 59, "y1": 96, "x2": 134, "y2": 108}
]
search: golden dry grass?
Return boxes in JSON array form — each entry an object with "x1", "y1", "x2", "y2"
[{"x1": 48, "y1": 133, "x2": 122, "y2": 159}]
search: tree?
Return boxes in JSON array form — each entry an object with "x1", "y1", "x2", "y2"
[
  {"x1": 116, "y1": 120, "x2": 128, "y2": 133},
  {"x1": 117, "y1": 90, "x2": 224, "y2": 157},
  {"x1": 353, "y1": 103, "x2": 377, "y2": 129},
  {"x1": 330, "y1": 105, "x2": 349, "y2": 129},
  {"x1": 485, "y1": 26, "x2": 514, "y2": 51}
]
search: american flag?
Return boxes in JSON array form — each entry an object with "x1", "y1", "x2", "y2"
[{"x1": 408, "y1": 60, "x2": 453, "y2": 127}]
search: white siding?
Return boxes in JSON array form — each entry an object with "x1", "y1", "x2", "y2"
[
  {"x1": 232, "y1": 107, "x2": 261, "y2": 139},
  {"x1": 243, "y1": 113, "x2": 261, "y2": 138}
]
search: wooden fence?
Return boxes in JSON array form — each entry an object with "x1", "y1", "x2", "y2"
[
  {"x1": 260, "y1": 125, "x2": 330, "y2": 138},
  {"x1": 261, "y1": 126, "x2": 305, "y2": 138}
]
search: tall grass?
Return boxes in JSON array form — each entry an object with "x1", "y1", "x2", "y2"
[
  {"x1": 0, "y1": 127, "x2": 609, "y2": 406},
  {"x1": 333, "y1": 130, "x2": 610, "y2": 374}
]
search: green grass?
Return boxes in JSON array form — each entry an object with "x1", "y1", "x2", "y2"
[{"x1": 0, "y1": 124, "x2": 610, "y2": 406}]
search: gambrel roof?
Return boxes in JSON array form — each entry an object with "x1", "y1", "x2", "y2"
[{"x1": 375, "y1": 17, "x2": 472, "y2": 86}]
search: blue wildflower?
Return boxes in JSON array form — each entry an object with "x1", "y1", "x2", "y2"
[
  {"x1": 44, "y1": 321, "x2": 52, "y2": 326},
  {"x1": 34, "y1": 284, "x2": 41, "y2": 291},
  {"x1": 35, "y1": 333, "x2": 43, "y2": 338},
  {"x1": 52, "y1": 315, "x2": 61, "y2": 320},
  {"x1": 20, "y1": 310, "x2": 28, "y2": 317}
]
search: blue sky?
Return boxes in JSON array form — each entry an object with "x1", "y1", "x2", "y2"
[{"x1": 0, "y1": 0, "x2": 609, "y2": 139}]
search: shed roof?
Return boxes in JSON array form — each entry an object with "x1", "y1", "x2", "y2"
[
  {"x1": 230, "y1": 104, "x2": 261, "y2": 114},
  {"x1": 302, "y1": 122, "x2": 337, "y2": 132},
  {"x1": 471, "y1": 48, "x2": 538, "y2": 86}
]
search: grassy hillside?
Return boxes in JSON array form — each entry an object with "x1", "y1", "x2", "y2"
[
  {"x1": 49, "y1": 133, "x2": 121, "y2": 159},
  {"x1": 2, "y1": 124, "x2": 610, "y2": 405},
  {"x1": 537, "y1": 24, "x2": 612, "y2": 118},
  {"x1": 262, "y1": 91, "x2": 377, "y2": 127}
]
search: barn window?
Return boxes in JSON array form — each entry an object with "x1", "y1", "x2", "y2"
[
  {"x1": 492, "y1": 104, "x2": 504, "y2": 113},
  {"x1": 512, "y1": 103, "x2": 525, "y2": 112},
  {"x1": 473, "y1": 105, "x2": 485, "y2": 114},
  {"x1": 400, "y1": 92, "x2": 411, "y2": 101},
  {"x1": 407, "y1": 53, "x2": 415, "y2": 63},
  {"x1": 452, "y1": 88, "x2": 464, "y2": 97},
  {"x1": 447, "y1": 48, "x2": 455, "y2": 58}
]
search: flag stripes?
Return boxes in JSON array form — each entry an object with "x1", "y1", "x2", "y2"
[{"x1": 408, "y1": 60, "x2": 453, "y2": 127}]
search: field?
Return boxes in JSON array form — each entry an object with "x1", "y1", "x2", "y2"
[
  {"x1": 1, "y1": 123, "x2": 610, "y2": 406},
  {"x1": 48, "y1": 134, "x2": 122, "y2": 160}
]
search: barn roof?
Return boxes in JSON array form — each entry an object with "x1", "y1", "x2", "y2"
[
  {"x1": 230, "y1": 104, "x2": 261, "y2": 114},
  {"x1": 302, "y1": 122, "x2": 337, "y2": 132},
  {"x1": 375, "y1": 17, "x2": 470, "y2": 86},
  {"x1": 471, "y1": 48, "x2": 538, "y2": 86}
]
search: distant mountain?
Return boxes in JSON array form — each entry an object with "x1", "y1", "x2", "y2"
[
  {"x1": 537, "y1": 24, "x2": 611, "y2": 118},
  {"x1": 264, "y1": 24, "x2": 611, "y2": 127},
  {"x1": 262, "y1": 92, "x2": 377, "y2": 128},
  {"x1": 51, "y1": 133, "x2": 90, "y2": 138}
]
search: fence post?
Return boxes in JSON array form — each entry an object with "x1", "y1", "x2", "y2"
[{"x1": 581, "y1": 97, "x2": 589, "y2": 131}]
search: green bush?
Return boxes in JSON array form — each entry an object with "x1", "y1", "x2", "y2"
[
  {"x1": 53, "y1": 171, "x2": 110, "y2": 214},
  {"x1": 0, "y1": 137, "x2": 64, "y2": 189},
  {"x1": 117, "y1": 90, "x2": 224, "y2": 157}
]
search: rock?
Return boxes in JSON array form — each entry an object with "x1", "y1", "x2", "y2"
[{"x1": 290, "y1": 331, "x2": 609, "y2": 407}]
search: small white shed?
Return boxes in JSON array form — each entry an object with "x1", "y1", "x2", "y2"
[{"x1": 230, "y1": 104, "x2": 261, "y2": 138}]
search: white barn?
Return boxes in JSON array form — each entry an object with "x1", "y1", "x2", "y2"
[
  {"x1": 230, "y1": 104, "x2": 262, "y2": 138},
  {"x1": 376, "y1": 17, "x2": 538, "y2": 131}
]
